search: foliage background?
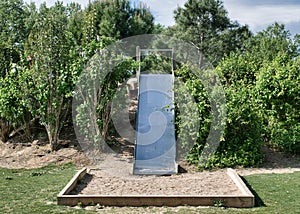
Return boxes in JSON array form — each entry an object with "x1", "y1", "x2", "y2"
[{"x1": 0, "y1": 0, "x2": 299, "y2": 167}]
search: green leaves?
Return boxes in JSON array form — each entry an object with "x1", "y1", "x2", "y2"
[
  {"x1": 256, "y1": 54, "x2": 300, "y2": 154},
  {"x1": 213, "y1": 23, "x2": 300, "y2": 157},
  {"x1": 0, "y1": 65, "x2": 31, "y2": 142},
  {"x1": 21, "y1": 2, "x2": 76, "y2": 149},
  {"x1": 0, "y1": 0, "x2": 29, "y2": 76},
  {"x1": 0, "y1": 0, "x2": 155, "y2": 149},
  {"x1": 82, "y1": 0, "x2": 154, "y2": 43},
  {"x1": 175, "y1": 65, "x2": 212, "y2": 165}
]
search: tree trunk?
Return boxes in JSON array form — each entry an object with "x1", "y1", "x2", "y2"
[
  {"x1": 45, "y1": 124, "x2": 59, "y2": 151},
  {"x1": 0, "y1": 119, "x2": 13, "y2": 143}
]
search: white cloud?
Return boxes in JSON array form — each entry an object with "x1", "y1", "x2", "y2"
[
  {"x1": 142, "y1": 0, "x2": 186, "y2": 26},
  {"x1": 147, "y1": 0, "x2": 300, "y2": 34},
  {"x1": 224, "y1": 1, "x2": 300, "y2": 33}
]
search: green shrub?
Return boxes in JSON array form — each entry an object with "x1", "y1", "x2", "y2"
[
  {"x1": 256, "y1": 54, "x2": 300, "y2": 154},
  {"x1": 73, "y1": 42, "x2": 135, "y2": 148},
  {"x1": 175, "y1": 65, "x2": 211, "y2": 162},
  {"x1": 175, "y1": 64, "x2": 264, "y2": 168},
  {"x1": 0, "y1": 66, "x2": 31, "y2": 142},
  {"x1": 205, "y1": 84, "x2": 264, "y2": 168}
]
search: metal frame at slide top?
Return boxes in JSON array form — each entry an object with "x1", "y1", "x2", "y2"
[{"x1": 133, "y1": 47, "x2": 178, "y2": 175}]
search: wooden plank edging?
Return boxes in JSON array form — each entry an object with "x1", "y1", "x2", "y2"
[
  {"x1": 227, "y1": 168, "x2": 254, "y2": 196},
  {"x1": 58, "y1": 167, "x2": 87, "y2": 197},
  {"x1": 227, "y1": 168, "x2": 254, "y2": 207},
  {"x1": 58, "y1": 195, "x2": 253, "y2": 207}
]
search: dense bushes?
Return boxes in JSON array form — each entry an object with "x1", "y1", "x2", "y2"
[
  {"x1": 177, "y1": 53, "x2": 300, "y2": 168},
  {"x1": 174, "y1": 24, "x2": 300, "y2": 167},
  {"x1": 175, "y1": 65, "x2": 211, "y2": 163},
  {"x1": 256, "y1": 54, "x2": 300, "y2": 154},
  {"x1": 0, "y1": 67, "x2": 29, "y2": 142},
  {"x1": 0, "y1": 0, "x2": 155, "y2": 150},
  {"x1": 175, "y1": 65, "x2": 264, "y2": 168},
  {"x1": 206, "y1": 84, "x2": 264, "y2": 167},
  {"x1": 0, "y1": 0, "x2": 299, "y2": 167}
]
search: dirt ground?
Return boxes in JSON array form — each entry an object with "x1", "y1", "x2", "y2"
[
  {"x1": 237, "y1": 146, "x2": 300, "y2": 176},
  {"x1": 0, "y1": 140, "x2": 90, "y2": 169},
  {"x1": 0, "y1": 139, "x2": 299, "y2": 174}
]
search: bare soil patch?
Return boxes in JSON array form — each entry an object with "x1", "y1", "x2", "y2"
[
  {"x1": 0, "y1": 141, "x2": 89, "y2": 169},
  {"x1": 237, "y1": 146, "x2": 300, "y2": 176},
  {"x1": 1, "y1": 137, "x2": 299, "y2": 175}
]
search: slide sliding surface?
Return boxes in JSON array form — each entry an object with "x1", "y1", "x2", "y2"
[{"x1": 133, "y1": 74, "x2": 178, "y2": 175}]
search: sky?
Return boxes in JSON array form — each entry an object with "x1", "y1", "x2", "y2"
[{"x1": 24, "y1": 0, "x2": 300, "y2": 35}]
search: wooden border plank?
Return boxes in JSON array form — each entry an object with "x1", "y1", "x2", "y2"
[
  {"x1": 58, "y1": 195, "x2": 253, "y2": 207},
  {"x1": 227, "y1": 168, "x2": 254, "y2": 196},
  {"x1": 227, "y1": 168, "x2": 254, "y2": 207},
  {"x1": 58, "y1": 167, "x2": 87, "y2": 197}
]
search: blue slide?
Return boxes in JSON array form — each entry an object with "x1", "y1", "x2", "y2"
[{"x1": 133, "y1": 74, "x2": 178, "y2": 175}]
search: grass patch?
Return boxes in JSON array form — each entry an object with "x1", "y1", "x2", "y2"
[
  {"x1": 0, "y1": 164, "x2": 299, "y2": 213},
  {"x1": 0, "y1": 163, "x2": 93, "y2": 213},
  {"x1": 240, "y1": 172, "x2": 300, "y2": 213}
]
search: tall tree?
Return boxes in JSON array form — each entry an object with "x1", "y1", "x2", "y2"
[
  {"x1": 82, "y1": 0, "x2": 154, "y2": 43},
  {"x1": 24, "y1": 2, "x2": 74, "y2": 150},
  {"x1": 219, "y1": 23, "x2": 300, "y2": 86},
  {"x1": 0, "y1": 0, "x2": 28, "y2": 76},
  {"x1": 129, "y1": 1, "x2": 154, "y2": 36},
  {"x1": 245, "y1": 23, "x2": 299, "y2": 63},
  {"x1": 173, "y1": 0, "x2": 251, "y2": 66},
  {"x1": 98, "y1": 0, "x2": 131, "y2": 38}
]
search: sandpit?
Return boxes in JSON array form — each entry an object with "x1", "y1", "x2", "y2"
[{"x1": 58, "y1": 156, "x2": 254, "y2": 208}]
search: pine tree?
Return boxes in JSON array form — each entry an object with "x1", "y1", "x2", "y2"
[{"x1": 173, "y1": 0, "x2": 251, "y2": 66}]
